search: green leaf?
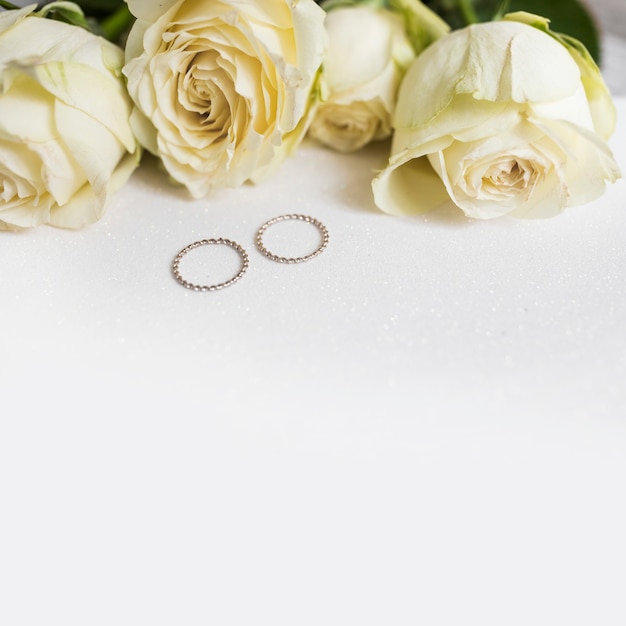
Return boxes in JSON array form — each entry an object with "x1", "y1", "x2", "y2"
[
  {"x1": 421, "y1": 0, "x2": 501, "y2": 29},
  {"x1": 32, "y1": 0, "x2": 133, "y2": 43},
  {"x1": 67, "y1": 0, "x2": 126, "y2": 14},
  {"x1": 422, "y1": 0, "x2": 600, "y2": 63},
  {"x1": 320, "y1": 0, "x2": 386, "y2": 10},
  {"x1": 37, "y1": 1, "x2": 95, "y2": 32},
  {"x1": 98, "y1": 3, "x2": 133, "y2": 42}
]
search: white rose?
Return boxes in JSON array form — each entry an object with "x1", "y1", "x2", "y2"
[
  {"x1": 123, "y1": 0, "x2": 326, "y2": 198},
  {"x1": 308, "y1": 6, "x2": 415, "y2": 153},
  {"x1": 0, "y1": 4, "x2": 139, "y2": 230},
  {"x1": 506, "y1": 12, "x2": 616, "y2": 141},
  {"x1": 372, "y1": 15, "x2": 621, "y2": 220}
]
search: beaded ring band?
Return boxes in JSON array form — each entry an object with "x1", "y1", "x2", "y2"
[
  {"x1": 172, "y1": 238, "x2": 249, "y2": 291},
  {"x1": 255, "y1": 214, "x2": 329, "y2": 264}
]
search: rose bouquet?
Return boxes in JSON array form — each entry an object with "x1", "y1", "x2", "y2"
[{"x1": 0, "y1": 0, "x2": 620, "y2": 230}]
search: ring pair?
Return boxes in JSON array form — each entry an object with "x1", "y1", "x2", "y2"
[{"x1": 172, "y1": 214, "x2": 329, "y2": 292}]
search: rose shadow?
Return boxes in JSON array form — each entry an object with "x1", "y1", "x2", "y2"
[
  {"x1": 316, "y1": 139, "x2": 475, "y2": 228},
  {"x1": 128, "y1": 153, "x2": 192, "y2": 201},
  {"x1": 130, "y1": 144, "x2": 476, "y2": 230}
]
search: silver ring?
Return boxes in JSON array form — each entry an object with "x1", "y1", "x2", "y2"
[
  {"x1": 255, "y1": 214, "x2": 329, "y2": 264},
  {"x1": 172, "y1": 238, "x2": 248, "y2": 291}
]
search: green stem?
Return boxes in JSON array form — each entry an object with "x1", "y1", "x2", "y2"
[
  {"x1": 99, "y1": 4, "x2": 133, "y2": 42},
  {"x1": 458, "y1": 0, "x2": 480, "y2": 24},
  {"x1": 0, "y1": 0, "x2": 19, "y2": 9},
  {"x1": 493, "y1": 0, "x2": 511, "y2": 19}
]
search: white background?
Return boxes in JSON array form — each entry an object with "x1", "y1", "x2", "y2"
[{"x1": 1, "y1": 3, "x2": 626, "y2": 625}]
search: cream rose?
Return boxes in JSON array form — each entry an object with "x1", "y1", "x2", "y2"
[
  {"x1": 0, "y1": 4, "x2": 139, "y2": 230},
  {"x1": 308, "y1": 6, "x2": 415, "y2": 153},
  {"x1": 309, "y1": 0, "x2": 449, "y2": 153},
  {"x1": 123, "y1": 0, "x2": 326, "y2": 198},
  {"x1": 372, "y1": 13, "x2": 621, "y2": 220}
]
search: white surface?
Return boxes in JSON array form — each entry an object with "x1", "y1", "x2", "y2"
[
  {"x1": 2, "y1": 103, "x2": 625, "y2": 422},
  {"x1": 2, "y1": 67, "x2": 626, "y2": 626}
]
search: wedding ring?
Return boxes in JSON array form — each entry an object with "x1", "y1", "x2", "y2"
[
  {"x1": 255, "y1": 214, "x2": 329, "y2": 264},
  {"x1": 171, "y1": 238, "x2": 248, "y2": 291}
]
